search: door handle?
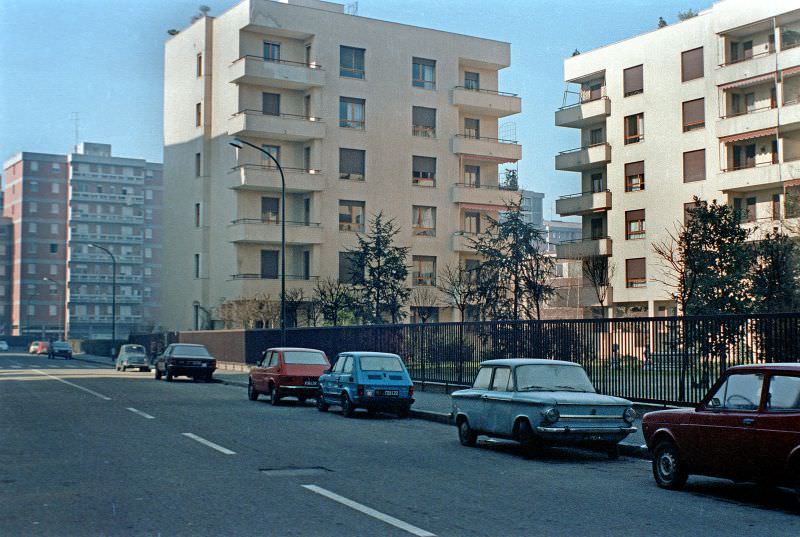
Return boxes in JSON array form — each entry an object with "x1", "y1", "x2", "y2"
[
  {"x1": 743, "y1": 418, "x2": 755, "y2": 426},
  {"x1": 480, "y1": 395, "x2": 489, "y2": 399}
]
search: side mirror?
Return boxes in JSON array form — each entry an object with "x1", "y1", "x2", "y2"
[
  {"x1": 706, "y1": 397, "x2": 722, "y2": 411},
  {"x1": 323, "y1": 369, "x2": 331, "y2": 374}
]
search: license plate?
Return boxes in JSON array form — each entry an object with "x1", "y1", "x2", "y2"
[
  {"x1": 304, "y1": 380, "x2": 318, "y2": 386},
  {"x1": 379, "y1": 390, "x2": 399, "y2": 396}
]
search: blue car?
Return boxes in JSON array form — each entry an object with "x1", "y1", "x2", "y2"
[{"x1": 317, "y1": 352, "x2": 415, "y2": 418}]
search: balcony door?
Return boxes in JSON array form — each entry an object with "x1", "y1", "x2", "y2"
[
  {"x1": 260, "y1": 250, "x2": 279, "y2": 279},
  {"x1": 591, "y1": 218, "x2": 604, "y2": 239},
  {"x1": 261, "y1": 197, "x2": 279, "y2": 223}
]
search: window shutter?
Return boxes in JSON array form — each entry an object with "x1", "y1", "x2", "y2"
[
  {"x1": 683, "y1": 149, "x2": 706, "y2": 182},
  {"x1": 623, "y1": 65, "x2": 643, "y2": 95},
  {"x1": 682, "y1": 98, "x2": 705, "y2": 130},
  {"x1": 413, "y1": 156, "x2": 436, "y2": 173},
  {"x1": 625, "y1": 161, "x2": 644, "y2": 177},
  {"x1": 681, "y1": 47, "x2": 704, "y2": 81},
  {"x1": 412, "y1": 106, "x2": 436, "y2": 127},
  {"x1": 262, "y1": 93, "x2": 280, "y2": 115},
  {"x1": 626, "y1": 258, "x2": 646, "y2": 280},
  {"x1": 626, "y1": 209, "x2": 645, "y2": 224},
  {"x1": 339, "y1": 148, "x2": 365, "y2": 174}
]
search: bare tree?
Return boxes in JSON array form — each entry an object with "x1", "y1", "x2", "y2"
[
  {"x1": 652, "y1": 228, "x2": 696, "y2": 316},
  {"x1": 582, "y1": 256, "x2": 615, "y2": 318},
  {"x1": 314, "y1": 277, "x2": 354, "y2": 326},
  {"x1": 282, "y1": 288, "x2": 306, "y2": 328},
  {"x1": 408, "y1": 287, "x2": 443, "y2": 323},
  {"x1": 437, "y1": 263, "x2": 476, "y2": 322}
]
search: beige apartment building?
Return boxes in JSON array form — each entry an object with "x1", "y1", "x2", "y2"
[
  {"x1": 554, "y1": 0, "x2": 800, "y2": 317},
  {"x1": 162, "y1": 0, "x2": 521, "y2": 330}
]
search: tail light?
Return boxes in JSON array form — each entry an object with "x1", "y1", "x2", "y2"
[
  {"x1": 357, "y1": 384, "x2": 365, "y2": 397},
  {"x1": 408, "y1": 385, "x2": 414, "y2": 397},
  {"x1": 211, "y1": 360, "x2": 217, "y2": 368}
]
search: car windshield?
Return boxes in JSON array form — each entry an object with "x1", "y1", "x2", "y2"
[
  {"x1": 358, "y1": 355, "x2": 404, "y2": 372},
  {"x1": 515, "y1": 364, "x2": 596, "y2": 393},
  {"x1": 124, "y1": 345, "x2": 145, "y2": 354},
  {"x1": 53, "y1": 342, "x2": 71, "y2": 349},
  {"x1": 283, "y1": 351, "x2": 327, "y2": 365},
  {"x1": 173, "y1": 345, "x2": 211, "y2": 357}
]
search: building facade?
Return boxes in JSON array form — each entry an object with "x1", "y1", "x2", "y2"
[
  {"x1": 554, "y1": 0, "x2": 800, "y2": 317},
  {"x1": 1, "y1": 144, "x2": 162, "y2": 339},
  {"x1": 0, "y1": 213, "x2": 12, "y2": 335},
  {"x1": 162, "y1": 0, "x2": 521, "y2": 330}
]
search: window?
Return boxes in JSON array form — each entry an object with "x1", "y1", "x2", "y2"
[
  {"x1": 464, "y1": 71, "x2": 480, "y2": 90},
  {"x1": 262, "y1": 92, "x2": 280, "y2": 116},
  {"x1": 30, "y1": 161, "x2": 38, "y2": 172},
  {"x1": 145, "y1": 228, "x2": 153, "y2": 239},
  {"x1": 681, "y1": 47, "x2": 703, "y2": 81},
  {"x1": 412, "y1": 156, "x2": 436, "y2": 186},
  {"x1": 591, "y1": 172, "x2": 604, "y2": 193},
  {"x1": 733, "y1": 197, "x2": 757, "y2": 223},
  {"x1": 263, "y1": 41, "x2": 280, "y2": 61},
  {"x1": 261, "y1": 197, "x2": 280, "y2": 223},
  {"x1": 195, "y1": 153, "x2": 201, "y2": 177},
  {"x1": 303, "y1": 147, "x2": 311, "y2": 170},
  {"x1": 625, "y1": 258, "x2": 646, "y2": 288},
  {"x1": 464, "y1": 211, "x2": 481, "y2": 234},
  {"x1": 340, "y1": 46, "x2": 365, "y2": 78},
  {"x1": 589, "y1": 128, "x2": 604, "y2": 145},
  {"x1": 49, "y1": 305, "x2": 57, "y2": 317},
  {"x1": 28, "y1": 222, "x2": 37, "y2": 233},
  {"x1": 194, "y1": 254, "x2": 200, "y2": 278},
  {"x1": 262, "y1": 145, "x2": 280, "y2": 166},
  {"x1": 194, "y1": 203, "x2": 201, "y2": 227},
  {"x1": 623, "y1": 64, "x2": 643, "y2": 96},
  {"x1": 339, "y1": 200, "x2": 365, "y2": 232},
  {"x1": 773, "y1": 194, "x2": 782, "y2": 220},
  {"x1": 51, "y1": 203, "x2": 59, "y2": 214},
  {"x1": 473, "y1": 367, "x2": 492, "y2": 389},
  {"x1": 464, "y1": 118, "x2": 480, "y2": 139},
  {"x1": 338, "y1": 252, "x2": 360, "y2": 284},
  {"x1": 195, "y1": 103, "x2": 202, "y2": 126},
  {"x1": 683, "y1": 149, "x2": 706, "y2": 182},
  {"x1": 30, "y1": 180, "x2": 39, "y2": 192},
  {"x1": 412, "y1": 106, "x2": 436, "y2": 137},
  {"x1": 624, "y1": 113, "x2": 644, "y2": 144},
  {"x1": 412, "y1": 57, "x2": 436, "y2": 89},
  {"x1": 766, "y1": 376, "x2": 800, "y2": 411},
  {"x1": 682, "y1": 98, "x2": 705, "y2": 131},
  {"x1": 412, "y1": 256, "x2": 436, "y2": 286},
  {"x1": 29, "y1": 201, "x2": 38, "y2": 213},
  {"x1": 625, "y1": 209, "x2": 646, "y2": 240},
  {"x1": 732, "y1": 144, "x2": 756, "y2": 170},
  {"x1": 411, "y1": 307, "x2": 439, "y2": 324},
  {"x1": 491, "y1": 367, "x2": 511, "y2": 391},
  {"x1": 339, "y1": 148, "x2": 365, "y2": 181},
  {"x1": 196, "y1": 53, "x2": 203, "y2": 77},
  {"x1": 49, "y1": 264, "x2": 57, "y2": 275},
  {"x1": 625, "y1": 161, "x2": 645, "y2": 192},
  {"x1": 50, "y1": 243, "x2": 58, "y2": 254},
  {"x1": 52, "y1": 182, "x2": 60, "y2": 193},
  {"x1": 464, "y1": 165, "x2": 480, "y2": 187},
  {"x1": 708, "y1": 373, "x2": 763, "y2": 410},
  {"x1": 303, "y1": 250, "x2": 310, "y2": 280},
  {"x1": 260, "y1": 250, "x2": 279, "y2": 279},
  {"x1": 412, "y1": 206, "x2": 436, "y2": 236},
  {"x1": 305, "y1": 44, "x2": 311, "y2": 65},
  {"x1": 339, "y1": 97, "x2": 365, "y2": 129}
]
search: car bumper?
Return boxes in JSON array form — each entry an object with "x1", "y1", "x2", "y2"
[
  {"x1": 51, "y1": 352, "x2": 72, "y2": 358},
  {"x1": 354, "y1": 396, "x2": 414, "y2": 410},
  {"x1": 277, "y1": 385, "x2": 319, "y2": 397},
  {"x1": 167, "y1": 365, "x2": 216, "y2": 376},
  {"x1": 534, "y1": 425, "x2": 637, "y2": 443},
  {"x1": 123, "y1": 362, "x2": 149, "y2": 368}
]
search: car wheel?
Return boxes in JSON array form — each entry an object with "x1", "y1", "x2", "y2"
[
  {"x1": 397, "y1": 406, "x2": 411, "y2": 419},
  {"x1": 298, "y1": 396, "x2": 307, "y2": 405},
  {"x1": 516, "y1": 419, "x2": 543, "y2": 457},
  {"x1": 341, "y1": 394, "x2": 355, "y2": 418},
  {"x1": 165, "y1": 369, "x2": 173, "y2": 382},
  {"x1": 205, "y1": 373, "x2": 213, "y2": 383},
  {"x1": 269, "y1": 385, "x2": 280, "y2": 406},
  {"x1": 248, "y1": 380, "x2": 259, "y2": 401},
  {"x1": 154, "y1": 368, "x2": 162, "y2": 380},
  {"x1": 606, "y1": 443, "x2": 620, "y2": 460},
  {"x1": 316, "y1": 393, "x2": 329, "y2": 412},
  {"x1": 458, "y1": 418, "x2": 478, "y2": 447},
  {"x1": 652, "y1": 440, "x2": 688, "y2": 490}
]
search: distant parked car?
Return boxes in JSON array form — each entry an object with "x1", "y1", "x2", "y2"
[
  {"x1": 154, "y1": 343, "x2": 216, "y2": 382},
  {"x1": 317, "y1": 352, "x2": 414, "y2": 418},
  {"x1": 248, "y1": 347, "x2": 330, "y2": 405},
  {"x1": 47, "y1": 341, "x2": 73, "y2": 360},
  {"x1": 116, "y1": 344, "x2": 150, "y2": 372},
  {"x1": 643, "y1": 363, "x2": 800, "y2": 498},
  {"x1": 29, "y1": 341, "x2": 47, "y2": 354},
  {"x1": 452, "y1": 359, "x2": 637, "y2": 458},
  {"x1": 0, "y1": 341, "x2": 9, "y2": 352}
]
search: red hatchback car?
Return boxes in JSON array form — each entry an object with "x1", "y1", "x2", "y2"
[
  {"x1": 248, "y1": 347, "x2": 330, "y2": 405},
  {"x1": 643, "y1": 363, "x2": 800, "y2": 498}
]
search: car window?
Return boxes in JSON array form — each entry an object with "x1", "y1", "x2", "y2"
[
  {"x1": 268, "y1": 352, "x2": 279, "y2": 367},
  {"x1": 514, "y1": 364, "x2": 595, "y2": 393},
  {"x1": 283, "y1": 351, "x2": 327, "y2": 365},
  {"x1": 341, "y1": 357, "x2": 353, "y2": 374},
  {"x1": 766, "y1": 375, "x2": 800, "y2": 411},
  {"x1": 708, "y1": 373, "x2": 763, "y2": 411},
  {"x1": 173, "y1": 345, "x2": 211, "y2": 357},
  {"x1": 491, "y1": 367, "x2": 511, "y2": 391},
  {"x1": 473, "y1": 367, "x2": 492, "y2": 390},
  {"x1": 358, "y1": 355, "x2": 404, "y2": 372},
  {"x1": 332, "y1": 356, "x2": 345, "y2": 373}
]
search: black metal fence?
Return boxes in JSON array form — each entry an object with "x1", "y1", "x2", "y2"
[{"x1": 131, "y1": 313, "x2": 800, "y2": 406}]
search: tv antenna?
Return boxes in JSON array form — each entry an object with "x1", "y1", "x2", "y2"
[
  {"x1": 346, "y1": 2, "x2": 358, "y2": 15},
  {"x1": 69, "y1": 112, "x2": 80, "y2": 147}
]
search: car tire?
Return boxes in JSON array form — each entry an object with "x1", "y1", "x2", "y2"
[
  {"x1": 516, "y1": 419, "x2": 543, "y2": 457},
  {"x1": 652, "y1": 440, "x2": 688, "y2": 490},
  {"x1": 458, "y1": 418, "x2": 478, "y2": 447},
  {"x1": 154, "y1": 368, "x2": 162, "y2": 380},
  {"x1": 165, "y1": 369, "x2": 173, "y2": 382},
  {"x1": 316, "y1": 393, "x2": 329, "y2": 412},
  {"x1": 606, "y1": 443, "x2": 620, "y2": 460},
  {"x1": 248, "y1": 380, "x2": 259, "y2": 401},
  {"x1": 341, "y1": 394, "x2": 355, "y2": 418},
  {"x1": 205, "y1": 373, "x2": 213, "y2": 383},
  {"x1": 269, "y1": 385, "x2": 280, "y2": 406},
  {"x1": 298, "y1": 396, "x2": 307, "y2": 405},
  {"x1": 397, "y1": 406, "x2": 411, "y2": 419}
]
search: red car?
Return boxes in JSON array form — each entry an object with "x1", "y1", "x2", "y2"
[
  {"x1": 248, "y1": 347, "x2": 330, "y2": 405},
  {"x1": 643, "y1": 363, "x2": 800, "y2": 498}
]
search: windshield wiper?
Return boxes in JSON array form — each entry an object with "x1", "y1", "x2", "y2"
[
  {"x1": 518, "y1": 385, "x2": 547, "y2": 391},
  {"x1": 554, "y1": 385, "x2": 585, "y2": 392}
]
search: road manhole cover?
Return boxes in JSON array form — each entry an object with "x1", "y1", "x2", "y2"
[{"x1": 259, "y1": 466, "x2": 333, "y2": 477}]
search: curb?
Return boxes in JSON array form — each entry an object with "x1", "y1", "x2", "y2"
[
  {"x1": 410, "y1": 409, "x2": 453, "y2": 425},
  {"x1": 72, "y1": 354, "x2": 114, "y2": 367}
]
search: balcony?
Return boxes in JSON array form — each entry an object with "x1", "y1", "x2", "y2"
[
  {"x1": 717, "y1": 106, "x2": 777, "y2": 138},
  {"x1": 229, "y1": 165, "x2": 326, "y2": 193},
  {"x1": 70, "y1": 192, "x2": 144, "y2": 204},
  {"x1": 70, "y1": 232, "x2": 143, "y2": 244},
  {"x1": 555, "y1": 97, "x2": 611, "y2": 129},
  {"x1": 229, "y1": 56, "x2": 325, "y2": 90},
  {"x1": 556, "y1": 237, "x2": 612, "y2": 259},
  {"x1": 69, "y1": 273, "x2": 142, "y2": 284},
  {"x1": 451, "y1": 86, "x2": 521, "y2": 117},
  {"x1": 71, "y1": 212, "x2": 143, "y2": 225},
  {"x1": 450, "y1": 183, "x2": 511, "y2": 206},
  {"x1": 452, "y1": 135, "x2": 521, "y2": 163},
  {"x1": 229, "y1": 274, "x2": 319, "y2": 297},
  {"x1": 68, "y1": 294, "x2": 142, "y2": 304},
  {"x1": 228, "y1": 110, "x2": 325, "y2": 141},
  {"x1": 69, "y1": 252, "x2": 143, "y2": 264},
  {"x1": 228, "y1": 219, "x2": 323, "y2": 245},
  {"x1": 555, "y1": 143, "x2": 611, "y2": 172},
  {"x1": 451, "y1": 232, "x2": 478, "y2": 252},
  {"x1": 556, "y1": 190, "x2": 612, "y2": 217}
]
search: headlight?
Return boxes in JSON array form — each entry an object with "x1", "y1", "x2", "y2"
[
  {"x1": 543, "y1": 407, "x2": 560, "y2": 424},
  {"x1": 623, "y1": 408, "x2": 636, "y2": 424}
]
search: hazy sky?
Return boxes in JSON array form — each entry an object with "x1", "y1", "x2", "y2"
[{"x1": 0, "y1": 0, "x2": 710, "y2": 219}]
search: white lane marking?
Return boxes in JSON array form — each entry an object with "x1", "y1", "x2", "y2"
[
  {"x1": 126, "y1": 407, "x2": 155, "y2": 419},
  {"x1": 301, "y1": 484, "x2": 436, "y2": 537},
  {"x1": 181, "y1": 433, "x2": 236, "y2": 455},
  {"x1": 31, "y1": 369, "x2": 112, "y2": 400},
  {"x1": 10, "y1": 365, "x2": 21, "y2": 369}
]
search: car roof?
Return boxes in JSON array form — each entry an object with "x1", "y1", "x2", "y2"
[
  {"x1": 728, "y1": 363, "x2": 800, "y2": 373},
  {"x1": 479, "y1": 358, "x2": 580, "y2": 367},
  {"x1": 267, "y1": 347, "x2": 325, "y2": 353},
  {"x1": 339, "y1": 351, "x2": 401, "y2": 358},
  {"x1": 172, "y1": 343, "x2": 206, "y2": 348}
]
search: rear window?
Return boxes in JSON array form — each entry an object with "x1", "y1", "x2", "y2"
[
  {"x1": 123, "y1": 345, "x2": 145, "y2": 354},
  {"x1": 173, "y1": 345, "x2": 211, "y2": 357},
  {"x1": 283, "y1": 351, "x2": 327, "y2": 365},
  {"x1": 358, "y1": 355, "x2": 404, "y2": 372}
]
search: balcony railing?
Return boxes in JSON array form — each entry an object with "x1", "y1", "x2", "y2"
[
  {"x1": 453, "y1": 86, "x2": 518, "y2": 97},
  {"x1": 235, "y1": 54, "x2": 323, "y2": 70},
  {"x1": 230, "y1": 273, "x2": 318, "y2": 281},
  {"x1": 233, "y1": 109, "x2": 323, "y2": 122},
  {"x1": 230, "y1": 218, "x2": 320, "y2": 227},
  {"x1": 721, "y1": 158, "x2": 778, "y2": 173},
  {"x1": 455, "y1": 134, "x2": 518, "y2": 144},
  {"x1": 720, "y1": 47, "x2": 775, "y2": 68},
  {"x1": 412, "y1": 125, "x2": 436, "y2": 138},
  {"x1": 720, "y1": 104, "x2": 776, "y2": 119}
]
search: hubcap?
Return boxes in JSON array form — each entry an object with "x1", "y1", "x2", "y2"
[{"x1": 659, "y1": 452, "x2": 675, "y2": 480}]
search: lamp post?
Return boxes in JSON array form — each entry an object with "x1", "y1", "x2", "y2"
[
  {"x1": 89, "y1": 243, "x2": 116, "y2": 352},
  {"x1": 42, "y1": 277, "x2": 66, "y2": 341},
  {"x1": 230, "y1": 137, "x2": 286, "y2": 346}
]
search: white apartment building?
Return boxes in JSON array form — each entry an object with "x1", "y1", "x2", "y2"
[
  {"x1": 554, "y1": 0, "x2": 800, "y2": 317},
  {"x1": 162, "y1": 0, "x2": 521, "y2": 330}
]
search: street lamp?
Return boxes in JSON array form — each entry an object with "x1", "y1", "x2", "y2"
[
  {"x1": 230, "y1": 137, "x2": 286, "y2": 346},
  {"x1": 42, "y1": 277, "x2": 66, "y2": 341},
  {"x1": 89, "y1": 243, "x2": 116, "y2": 353}
]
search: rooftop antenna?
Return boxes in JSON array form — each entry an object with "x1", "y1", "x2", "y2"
[
  {"x1": 346, "y1": 2, "x2": 358, "y2": 15},
  {"x1": 69, "y1": 112, "x2": 80, "y2": 147}
]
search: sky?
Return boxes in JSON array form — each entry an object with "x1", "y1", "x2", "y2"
[{"x1": 0, "y1": 0, "x2": 712, "y2": 220}]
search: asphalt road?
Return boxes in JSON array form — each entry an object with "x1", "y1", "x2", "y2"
[{"x1": 1, "y1": 351, "x2": 798, "y2": 537}]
